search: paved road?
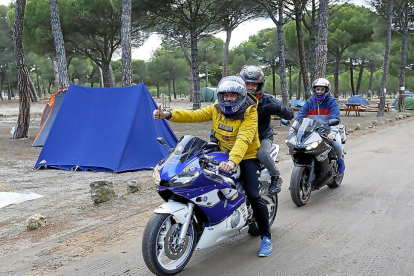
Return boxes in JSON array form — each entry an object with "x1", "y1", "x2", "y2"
[{"x1": 2, "y1": 120, "x2": 414, "y2": 276}]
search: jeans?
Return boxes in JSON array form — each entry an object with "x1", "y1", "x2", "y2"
[
  {"x1": 239, "y1": 159, "x2": 271, "y2": 239},
  {"x1": 332, "y1": 133, "x2": 344, "y2": 159},
  {"x1": 257, "y1": 138, "x2": 279, "y2": 177}
]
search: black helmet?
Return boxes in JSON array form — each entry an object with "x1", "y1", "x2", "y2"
[
  {"x1": 216, "y1": 76, "x2": 247, "y2": 116},
  {"x1": 239, "y1": 65, "x2": 265, "y2": 98}
]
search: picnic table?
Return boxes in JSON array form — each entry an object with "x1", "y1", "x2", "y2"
[
  {"x1": 344, "y1": 103, "x2": 362, "y2": 116},
  {"x1": 375, "y1": 102, "x2": 392, "y2": 112}
]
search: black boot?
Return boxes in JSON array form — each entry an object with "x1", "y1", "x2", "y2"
[{"x1": 268, "y1": 176, "x2": 283, "y2": 195}]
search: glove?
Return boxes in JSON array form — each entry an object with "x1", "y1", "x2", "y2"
[{"x1": 327, "y1": 133, "x2": 336, "y2": 142}]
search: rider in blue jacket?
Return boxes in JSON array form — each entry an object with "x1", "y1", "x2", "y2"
[{"x1": 292, "y1": 78, "x2": 345, "y2": 173}]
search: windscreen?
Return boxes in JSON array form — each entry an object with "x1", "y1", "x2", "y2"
[
  {"x1": 165, "y1": 135, "x2": 206, "y2": 164},
  {"x1": 296, "y1": 118, "x2": 320, "y2": 143}
]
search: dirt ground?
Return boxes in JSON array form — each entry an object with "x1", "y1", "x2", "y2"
[{"x1": 0, "y1": 97, "x2": 413, "y2": 262}]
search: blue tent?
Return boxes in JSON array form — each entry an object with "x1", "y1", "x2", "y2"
[
  {"x1": 34, "y1": 83, "x2": 177, "y2": 172},
  {"x1": 290, "y1": 100, "x2": 305, "y2": 108},
  {"x1": 345, "y1": 95, "x2": 370, "y2": 105},
  {"x1": 393, "y1": 91, "x2": 414, "y2": 108}
]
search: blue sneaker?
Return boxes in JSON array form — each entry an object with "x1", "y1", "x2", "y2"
[
  {"x1": 337, "y1": 159, "x2": 345, "y2": 173},
  {"x1": 258, "y1": 236, "x2": 273, "y2": 257}
]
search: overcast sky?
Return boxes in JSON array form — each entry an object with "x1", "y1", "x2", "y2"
[{"x1": 1, "y1": 0, "x2": 369, "y2": 61}]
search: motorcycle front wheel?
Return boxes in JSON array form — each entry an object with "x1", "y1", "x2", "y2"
[
  {"x1": 290, "y1": 165, "x2": 312, "y2": 207},
  {"x1": 248, "y1": 181, "x2": 278, "y2": 236},
  {"x1": 142, "y1": 213, "x2": 198, "y2": 276}
]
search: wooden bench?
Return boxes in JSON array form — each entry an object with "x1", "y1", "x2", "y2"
[{"x1": 344, "y1": 103, "x2": 362, "y2": 116}]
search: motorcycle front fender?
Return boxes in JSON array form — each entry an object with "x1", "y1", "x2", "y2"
[{"x1": 154, "y1": 201, "x2": 190, "y2": 224}]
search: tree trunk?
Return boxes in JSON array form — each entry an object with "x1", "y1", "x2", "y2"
[
  {"x1": 49, "y1": 0, "x2": 70, "y2": 90},
  {"x1": 101, "y1": 61, "x2": 112, "y2": 87},
  {"x1": 51, "y1": 56, "x2": 59, "y2": 90},
  {"x1": 109, "y1": 65, "x2": 116, "y2": 87},
  {"x1": 333, "y1": 55, "x2": 341, "y2": 98},
  {"x1": 35, "y1": 70, "x2": 41, "y2": 98},
  {"x1": 205, "y1": 64, "x2": 209, "y2": 87},
  {"x1": 167, "y1": 79, "x2": 171, "y2": 103},
  {"x1": 188, "y1": 67, "x2": 193, "y2": 102},
  {"x1": 289, "y1": 64, "x2": 292, "y2": 100},
  {"x1": 294, "y1": 5, "x2": 310, "y2": 99},
  {"x1": 398, "y1": 0, "x2": 409, "y2": 112},
  {"x1": 314, "y1": 0, "x2": 329, "y2": 79},
  {"x1": 190, "y1": 27, "x2": 200, "y2": 109},
  {"x1": 121, "y1": 0, "x2": 132, "y2": 87},
  {"x1": 296, "y1": 70, "x2": 302, "y2": 100},
  {"x1": 27, "y1": 76, "x2": 38, "y2": 102},
  {"x1": 356, "y1": 65, "x2": 364, "y2": 94},
  {"x1": 222, "y1": 28, "x2": 232, "y2": 77},
  {"x1": 156, "y1": 82, "x2": 160, "y2": 98},
  {"x1": 173, "y1": 78, "x2": 177, "y2": 99},
  {"x1": 13, "y1": 0, "x2": 31, "y2": 139},
  {"x1": 377, "y1": 0, "x2": 393, "y2": 117},
  {"x1": 277, "y1": 1, "x2": 289, "y2": 106},
  {"x1": 98, "y1": 65, "x2": 104, "y2": 87},
  {"x1": 272, "y1": 64, "x2": 276, "y2": 96},
  {"x1": 0, "y1": 67, "x2": 5, "y2": 100},
  {"x1": 8, "y1": 83, "x2": 12, "y2": 100},
  {"x1": 308, "y1": 0, "x2": 317, "y2": 82},
  {"x1": 349, "y1": 58, "x2": 355, "y2": 95}
]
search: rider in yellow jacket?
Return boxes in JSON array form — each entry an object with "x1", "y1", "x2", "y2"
[
  {"x1": 154, "y1": 76, "x2": 274, "y2": 257},
  {"x1": 168, "y1": 96, "x2": 260, "y2": 166}
]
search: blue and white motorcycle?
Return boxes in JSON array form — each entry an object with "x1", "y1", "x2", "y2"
[{"x1": 142, "y1": 135, "x2": 279, "y2": 276}]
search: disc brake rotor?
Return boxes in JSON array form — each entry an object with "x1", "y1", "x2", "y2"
[
  {"x1": 163, "y1": 223, "x2": 189, "y2": 260},
  {"x1": 301, "y1": 174, "x2": 310, "y2": 197}
]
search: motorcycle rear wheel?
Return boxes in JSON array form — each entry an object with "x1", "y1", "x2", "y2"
[
  {"x1": 290, "y1": 165, "x2": 311, "y2": 207},
  {"x1": 248, "y1": 181, "x2": 278, "y2": 236},
  {"x1": 142, "y1": 213, "x2": 197, "y2": 276}
]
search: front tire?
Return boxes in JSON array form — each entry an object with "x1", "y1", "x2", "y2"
[
  {"x1": 290, "y1": 165, "x2": 312, "y2": 207},
  {"x1": 142, "y1": 213, "x2": 197, "y2": 276},
  {"x1": 248, "y1": 181, "x2": 278, "y2": 236}
]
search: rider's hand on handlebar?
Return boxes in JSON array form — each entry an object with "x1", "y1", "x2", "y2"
[
  {"x1": 219, "y1": 160, "x2": 235, "y2": 173},
  {"x1": 327, "y1": 133, "x2": 336, "y2": 142},
  {"x1": 153, "y1": 105, "x2": 166, "y2": 120}
]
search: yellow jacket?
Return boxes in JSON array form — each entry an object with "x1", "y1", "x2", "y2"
[{"x1": 169, "y1": 99, "x2": 260, "y2": 166}]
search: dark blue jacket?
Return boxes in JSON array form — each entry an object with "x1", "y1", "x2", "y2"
[{"x1": 258, "y1": 93, "x2": 294, "y2": 141}]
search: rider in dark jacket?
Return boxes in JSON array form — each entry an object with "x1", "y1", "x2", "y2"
[{"x1": 239, "y1": 65, "x2": 294, "y2": 194}]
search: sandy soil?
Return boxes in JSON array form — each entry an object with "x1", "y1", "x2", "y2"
[{"x1": 0, "y1": 97, "x2": 413, "y2": 261}]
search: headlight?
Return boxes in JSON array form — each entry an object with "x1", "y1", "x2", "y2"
[
  {"x1": 169, "y1": 171, "x2": 200, "y2": 187},
  {"x1": 153, "y1": 168, "x2": 161, "y2": 185},
  {"x1": 305, "y1": 141, "x2": 321, "y2": 150}
]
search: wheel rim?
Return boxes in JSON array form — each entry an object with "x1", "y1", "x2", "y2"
[
  {"x1": 299, "y1": 168, "x2": 311, "y2": 203},
  {"x1": 155, "y1": 215, "x2": 195, "y2": 270},
  {"x1": 334, "y1": 172, "x2": 344, "y2": 185}
]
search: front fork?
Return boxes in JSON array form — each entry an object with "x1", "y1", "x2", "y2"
[
  {"x1": 304, "y1": 158, "x2": 316, "y2": 188},
  {"x1": 178, "y1": 202, "x2": 195, "y2": 244}
]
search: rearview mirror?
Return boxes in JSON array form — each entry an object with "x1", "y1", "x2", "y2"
[
  {"x1": 281, "y1": 119, "x2": 290, "y2": 126},
  {"x1": 156, "y1": 137, "x2": 170, "y2": 149}
]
